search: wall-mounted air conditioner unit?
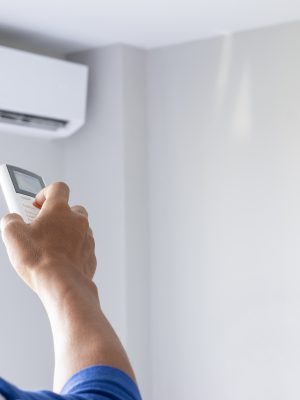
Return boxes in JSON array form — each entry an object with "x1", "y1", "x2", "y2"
[{"x1": 0, "y1": 45, "x2": 88, "y2": 139}]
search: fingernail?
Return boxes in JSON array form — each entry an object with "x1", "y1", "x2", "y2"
[{"x1": 33, "y1": 201, "x2": 42, "y2": 209}]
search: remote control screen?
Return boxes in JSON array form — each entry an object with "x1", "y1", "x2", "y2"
[{"x1": 14, "y1": 171, "x2": 43, "y2": 195}]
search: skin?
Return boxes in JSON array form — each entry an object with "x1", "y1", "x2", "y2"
[{"x1": 0, "y1": 182, "x2": 136, "y2": 393}]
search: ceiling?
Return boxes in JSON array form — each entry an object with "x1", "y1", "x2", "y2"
[{"x1": 0, "y1": 0, "x2": 299, "y2": 55}]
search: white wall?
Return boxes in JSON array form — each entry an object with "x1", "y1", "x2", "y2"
[
  {"x1": 147, "y1": 22, "x2": 300, "y2": 400},
  {"x1": 0, "y1": 134, "x2": 64, "y2": 389},
  {"x1": 122, "y1": 47, "x2": 151, "y2": 399},
  {"x1": 65, "y1": 45, "x2": 151, "y2": 399}
]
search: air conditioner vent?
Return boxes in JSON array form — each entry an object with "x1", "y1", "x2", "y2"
[{"x1": 0, "y1": 110, "x2": 68, "y2": 131}]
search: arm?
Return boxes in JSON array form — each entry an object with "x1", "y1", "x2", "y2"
[{"x1": 0, "y1": 182, "x2": 135, "y2": 393}]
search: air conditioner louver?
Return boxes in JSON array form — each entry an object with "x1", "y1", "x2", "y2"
[{"x1": 0, "y1": 110, "x2": 68, "y2": 131}]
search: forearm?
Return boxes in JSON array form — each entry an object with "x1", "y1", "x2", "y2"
[{"x1": 36, "y1": 267, "x2": 135, "y2": 393}]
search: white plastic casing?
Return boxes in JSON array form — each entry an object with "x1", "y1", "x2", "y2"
[
  {"x1": 0, "y1": 165, "x2": 45, "y2": 224},
  {"x1": 0, "y1": 45, "x2": 88, "y2": 139}
]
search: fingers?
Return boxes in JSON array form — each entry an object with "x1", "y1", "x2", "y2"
[
  {"x1": 86, "y1": 253, "x2": 97, "y2": 279},
  {"x1": 71, "y1": 205, "x2": 88, "y2": 218},
  {"x1": 34, "y1": 182, "x2": 70, "y2": 212},
  {"x1": 0, "y1": 214, "x2": 27, "y2": 246},
  {"x1": 1, "y1": 213, "x2": 25, "y2": 233}
]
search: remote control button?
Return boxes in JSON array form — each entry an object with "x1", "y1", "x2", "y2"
[
  {"x1": 20, "y1": 195, "x2": 34, "y2": 201},
  {"x1": 25, "y1": 207, "x2": 38, "y2": 212},
  {"x1": 25, "y1": 212, "x2": 37, "y2": 217}
]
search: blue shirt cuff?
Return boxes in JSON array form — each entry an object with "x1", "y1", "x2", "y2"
[
  {"x1": 0, "y1": 365, "x2": 142, "y2": 400},
  {"x1": 61, "y1": 365, "x2": 142, "y2": 400}
]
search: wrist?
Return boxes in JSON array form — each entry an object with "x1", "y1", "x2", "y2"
[{"x1": 32, "y1": 259, "x2": 100, "y2": 311}]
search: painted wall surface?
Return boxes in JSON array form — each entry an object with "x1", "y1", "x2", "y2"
[
  {"x1": 65, "y1": 45, "x2": 150, "y2": 399},
  {"x1": 122, "y1": 47, "x2": 151, "y2": 400},
  {"x1": 0, "y1": 134, "x2": 64, "y2": 389},
  {"x1": 147, "y1": 22, "x2": 300, "y2": 400}
]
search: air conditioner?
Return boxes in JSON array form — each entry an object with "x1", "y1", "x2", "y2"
[{"x1": 0, "y1": 45, "x2": 88, "y2": 139}]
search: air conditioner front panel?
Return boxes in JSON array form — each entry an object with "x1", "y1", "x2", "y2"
[{"x1": 0, "y1": 46, "x2": 88, "y2": 138}]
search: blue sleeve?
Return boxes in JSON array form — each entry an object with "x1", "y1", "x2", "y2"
[{"x1": 0, "y1": 365, "x2": 142, "y2": 400}]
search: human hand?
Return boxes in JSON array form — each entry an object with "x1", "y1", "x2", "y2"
[
  {"x1": 0, "y1": 182, "x2": 96, "y2": 295},
  {"x1": 1, "y1": 182, "x2": 136, "y2": 391}
]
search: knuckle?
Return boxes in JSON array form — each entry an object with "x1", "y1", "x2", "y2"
[
  {"x1": 53, "y1": 181, "x2": 70, "y2": 192},
  {"x1": 80, "y1": 206, "x2": 88, "y2": 215},
  {"x1": 1, "y1": 214, "x2": 22, "y2": 232},
  {"x1": 87, "y1": 254, "x2": 97, "y2": 277},
  {"x1": 48, "y1": 200, "x2": 69, "y2": 214},
  {"x1": 77, "y1": 214, "x2": 89, "y2": 231},
  {"x1": 89, "y1": 235, "x2": 95, "y2": 251},
  {"x1": 73, "y1": 205, "x2": 88, "y2": 216},
  {"x1": 92, "y1": 254, "x2": 97, "y2": 270},
  {"x1": 48, "y1": 181, "x2": 70, "y2": 198},
  {"x1": 3, "y1": 220, "x2": 20, "y2": 236}
]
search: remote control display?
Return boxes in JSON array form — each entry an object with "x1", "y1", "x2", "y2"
[{"x1": 0, "y1": 164, "x2": 46, "y2": 223}]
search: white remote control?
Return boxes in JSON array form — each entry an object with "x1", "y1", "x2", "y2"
[{"x1": 0, "y1": 164, "x2": 45, "y2": 223}]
